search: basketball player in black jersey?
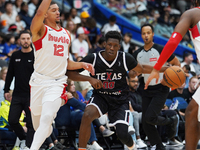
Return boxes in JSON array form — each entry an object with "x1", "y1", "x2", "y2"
[
  {"x1": 133, "y1": 24, "x2": 180, "y2": 150},
  {"x1": 75, "y1": 31, "x2": 161, "y2": 150}
]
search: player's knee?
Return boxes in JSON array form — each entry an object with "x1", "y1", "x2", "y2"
[
  {"x1": 82, "y1": 106, "x2": 99, "y2": 122},
  {"x1": 40, "y1": 113, "x2": 54, "y2": 125}
]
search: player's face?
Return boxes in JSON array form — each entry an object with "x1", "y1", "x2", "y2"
[
  {"x1": 46, "y1": 4, "x2": 60, "y2": 24},
  {"x1": 128, "y1": 76, "x2": 139, "y2": 91},
  {"x1": 105, "y1": 38, "x2": 121, "y2": 58},
  {"x1": 20, "y1": 33, "x2": 31, "y2": 49},
  {"x1": 141, "y1": 26, "x2": 154, "y2": 45}
]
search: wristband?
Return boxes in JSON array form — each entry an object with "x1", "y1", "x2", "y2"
[{"x1": 154, "y1": 32, "x2": 182, "y2": 70}]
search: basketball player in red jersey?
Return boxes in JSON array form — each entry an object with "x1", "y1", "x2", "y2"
[
  {"x1": 29, "y1": 0, "x2": 102, "y2": 150},
  {"x1": 145, "y1": 0, "x2": 200, "y2": 149}
]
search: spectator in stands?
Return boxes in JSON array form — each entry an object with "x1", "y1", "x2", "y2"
[
  {"x1": 7, "y1": 24, "x2": 18, "y2": 36},
  {"x1": 182, "y1": 64, "x2": 192, "y2": 88},
  {"x1": 80, "y1": 11, "x2": 90, "y2": 28},
  {"x1": 101, "y1": 15, "x2": 121, "y2": 35},
  {"x1": 176, "y1": 0, "x2": 187, "y2": 14},
  {"x1": 184, "y1": 76, "x2": 199, "y2": 104},
  {"x1": 181, "y1": 52, "x2": 195, "y2": 72},
  {"x1": 154, "y1": 14, "x2": 174, "y2": 38},
  {"x1": 0, "y1": 67, "x2": 7, "y2": 106},
  {"x1": 94, "y1": 36, "x2": 106, "y2": 53},
  {"x1": 15, "y1": 15, "x2": 26, "y2": 33},
  {"x1": 131, "y1": 11, "x2": 147, "y2": 27},
  {"x1": 136, "y1": 0, "x2": 147, "y2": 12},
  {"x1": 18, "y1": 2, "x2": 33, "y2": 29},
  {"x1": 124, "y1": 0, "x2": 139, "y2": 18},
  {"x1": 28, "y1": 0, "x2": 39, "y2": 17},
  {"x1": 71, "y1": 27, "x2": 89, "y2": 60},
  {"x1": 69, "y1": 8, "x2": 81, "y2": 25},
  {"x1": 1, "y1": 1, "x2": 17, "y2": 33},
  {"x1": 127, "y1": 73, "x2": 147, "y2": 149},
  {"x1": 121, "y1": 33, "x2": 132, "y2": 53},
  {"x1": 75, "y1": 56, "x2": 94, "y2": 101},
  {"x1": 0, "y1": 0, "x2": 6, "y2": 13},
  {"x1": 0, "y1": 90, "x2": 27, "y2": 150},
  {"x1": 66, "y1": 20, "x2": 76, "y2": 42},
  {"x1": 13, "y1": 0, "x2": 23, "y2": 13},
  {"x1": 194, "y1": 59, "x2": 200, "y2": 76},
  {"x1": 4, "y1": 30, "x2": 34, "y2": 149},
  {"x1": 0, "y1": 32, "x2": 9, "y2": 62},
  {"x1": 5, "y1": 34, "x2": 17, "y2": 62},
  {"x1": 86, "y1": 17, "x2": 101, "y2": 49},
  {"x1": 128, "y1": 43, "x2": 138, "y2": 55}
]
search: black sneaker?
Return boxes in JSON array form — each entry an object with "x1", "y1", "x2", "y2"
[
  {"x1": 55, "y1": 142, "x2": 66, "y2": 150},
  {"x1": 166, "y1": 115, "x2": 178, "y2": 139},
  {"x1": 155, "y1": 144, "x2": 166, "y2": 150}
]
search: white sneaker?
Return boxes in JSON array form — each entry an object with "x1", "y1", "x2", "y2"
[
  {"x1": 128, "y1": 126, "x2": 135, "y2": 135},
  {"x1": 182, "y1": 140, "x2": 185, "y2": 145},
  {"x1": 136, "y1": 139, "x2": 147, "y2": 148},
  {"x1": 20, "y1": 140, "x2": 26, "y2": 150},
  {"x1": 89, "y1": 141, "x2": 103, "y2": 150},
  {"x1": 20, "y1": 146, "x2": 30, "y2": 150}
]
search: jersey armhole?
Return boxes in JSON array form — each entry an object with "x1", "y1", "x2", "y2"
[
  {"x1": 33, "y1": 26, "x2": 47, "y2": 51},
  {"x1": 93, "y1": 53, "x2": 96, "y2": 66},
  {"x1": 123, "y1": 53, "x2": 128, "y2": 71}
]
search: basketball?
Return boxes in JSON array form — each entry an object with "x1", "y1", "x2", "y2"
[{"x1": 163, "y1": 66, "x2": 186, "y2": 89}]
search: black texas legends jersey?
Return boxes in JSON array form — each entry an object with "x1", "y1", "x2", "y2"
[{"x1": 81, "y1": 50, "x2": 138, "y2": 100}]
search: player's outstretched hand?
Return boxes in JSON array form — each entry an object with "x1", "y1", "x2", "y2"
[
  {"x1": 83, "y1": 63, "x2": 95, "y2": 76},
  {"x1": 144, "y1": 68, "x2": 159, "y2": 90},
  {"x1": 89, "y1": 78, "x2": 103, "y2": 89}
]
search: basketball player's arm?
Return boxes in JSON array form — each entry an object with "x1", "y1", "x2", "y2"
[
  {"x1": 67, "y1": 59, "x2": 95, "y2": 76},
  {"x1": 145, "y1": 10, "x2": 193, "y2": 89},
  {"x1": 30, "y1": 0, "x2": 50, "y2": 41},
  {"x1": 66, "y1": 70, "x2": 103, "y2": 89}
]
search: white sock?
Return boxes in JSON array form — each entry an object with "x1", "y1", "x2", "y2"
[
  {"x1": 14, "y1": 137, "x2": 21, "y2": 147},
  {"x1": 20, "y1": 140, "x2": 26, "y2": 149}
]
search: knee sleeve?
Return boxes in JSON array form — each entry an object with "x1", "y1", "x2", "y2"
[{"x1": 115, "y1": 124, "x2": 133, "y2": 147}]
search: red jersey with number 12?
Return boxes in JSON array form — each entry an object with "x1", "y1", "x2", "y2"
[{"x1": 33, "y1": 25, "x2": 70, "y2": 79}]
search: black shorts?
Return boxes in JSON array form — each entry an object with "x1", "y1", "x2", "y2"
[{"x1": 87, "y1": 93, "x2": 130, "y2": 126}]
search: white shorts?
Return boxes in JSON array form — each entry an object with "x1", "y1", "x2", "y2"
[
  {"x1": 192, "y1": 86, "x2": 200, "y2": 121},
  {"x1": 29, "y1": 71, "x2": 67, "y2": 116}
]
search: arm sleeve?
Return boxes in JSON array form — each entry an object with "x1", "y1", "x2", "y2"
[
  {"x1": 125, "y1": 53, "x2": 138, "y2": 70},
  {"x1": 4, "y1": 54, "x2": 15, "y2": 93},
  {"x1": 156, "y1": 44, "x2": 175, "y2": 62}
]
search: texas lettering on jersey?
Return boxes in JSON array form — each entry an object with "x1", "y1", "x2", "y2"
[{"x1": 96, "y1": 72, "x2": 122, "y2": 90}]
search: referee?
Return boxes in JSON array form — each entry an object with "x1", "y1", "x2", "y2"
[{"x1": 132, "y1": 24, "x2": 180, "y2": 150}]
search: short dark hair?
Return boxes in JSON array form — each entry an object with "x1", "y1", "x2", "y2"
[
  {"x1": 183, "y1": 52, "x2": 193, "y2": 61},
  {"x1": 98, "y1": 36, "x2": 106, "y2": 45},
  {"x1": 109, "y1": 15, "x2": 116, "y2": 22},
  {"x1": 105, "y1": 31, "x2": 122, "y2": 43},
  {"x1": 124, "y1": 32, "x2": 132, "y2": 38},
  {"x1": 19, "y1": 30, "x2": 32, "y2": 38},
  {"x1": 5, "y1": 1, "x2": 12, "y2": 8},
  {"x1": 183, "y1": 64, "x2": 191, "y2": 71},
  {"x1": 141, "y1": 24, "x2": 154, "y2": 32},
  {"x1": 50, "y1": 1, "x2": 57, "y2": 6}
]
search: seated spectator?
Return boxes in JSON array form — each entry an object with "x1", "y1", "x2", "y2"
[
  {"x1": 136, "y1": 0, "x2": 147, "y2": 12},
  {"x1": 94, "y1": 36, "x2": 106, "y2": 53},
  {"x1": 18, "y1": 2, "x2": 33, "y2": 29},
  {"x1": 71, "y1": 27, "x2": 89, "y2": 60},
  {"x1": 1, "y1": 2, "x2": 17, "y2": 33},
  {"x1": 182, "y1": 64, "x2": 192, "y2": 88},
  {"x1": 28, "y1": 0, "x2": 39, "y2": 18},
  {"x1": 0, "y1": 90, "x2": 27, "y2": 150},
  {"x1": 127, "y1": 74, "x2": 147, "y2": 149},
  {"x1": 0, "y1": 67, "x2": 8, "y2": 106},
  {"x1": 80, "y1": 11, "x2": 90, "y2": 28},
  {"x1": 69, "y1": 8, "x2": 81, "y2": 25},
  {"x1": 55, "y1": 93, "x2": 104, "y2": 149},
  {"x1": 124, "y1": 0, "x2": 139, "y2": 18},
  {"x1": 131, "y1": 11, "x2": 147, "y2": 27},
  {"x1": 5, "y1": 34, "x2": 18, "y2": 61},
  {"x1": 66, "y1": 20, "x2": 76, "y2": 42},
  {"x1": 13, "y1": 0, "x2": 23, "y2": 13},
  {"x1": 86, "y1": 18, "x2": 101, "y2": 49},
  {"x1": 181, "y1": 52, "x2": 195, "y2": 72},
  {"x1": 0, "y1": 33, "x2": 9, "y2": 62},
  {"x1": 101, "y1": 15, "x2": 121, "y2": 35},
  {"x1": 15, "y1": 15, "x2": 26, "y2": 33},
  {"x1": 121, "y1": 33, "x2": 132, "y2": 53}
]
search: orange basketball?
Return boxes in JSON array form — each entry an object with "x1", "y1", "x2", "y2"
[{"x1": 163, "y1": 66, "x2": 186, "y2": 89}]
